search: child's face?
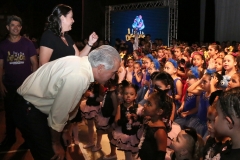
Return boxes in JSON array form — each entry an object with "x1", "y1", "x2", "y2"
[
  {"x1": 174, "y1": 48, "x2": 182, "y2": 59},
  {"x1": 208, "y1": 46, "x2": 218, "y2": 56},
  {"x1": 228, "y1": 73, "x2": 240, "y2": 89},
  {"x1": 207, "y1": 112, "x2": 217, "y2": 138},
  {"x1": 219, "y1": 52, "x2": 225, "y2": 58},
  {"x1": 133, "y1": 51, "x2": 138, "y2": 59},
  {"x1": 223, "y1": 55, "x2": 236, "y2": 71},
  {"x1": 201, "y1": 75, "x2": 210, "y2": 92},
  {"x1": 215, "y1": 58, "x2": 223, "y2": 72},
  {"x1": 127, "y1": 59, "x2": 134, "y2": 67},
  {"x1": 148, "y1": 64, "x2": 157, "y2": 75},
  {"x1": 183, "y1": 48, "x2": 189, "y2": 57},
  {"x1": 186, "y1": 77, "x2": 197, "y2": 86},
  {"x1": 144, "y1": 58, "x2": 152, "y2": 68},
  {"x1": 143, "y1": 96, "x2": 158, "y2": 117},
  {"x1": 133, "y1": 63, "x2": 141, "y2": 73},
  {"x1": 170, "y1": 130, "x2": 191, "y2": 158},
  {"x1": 157, "y1": 49, "x2": 164, "y2": 58},
  {"x1": 164, "y1": 61, "x2": 176, "y2": 76},
  {"x1": 123, "y1": 87, "x2": 137, "y2": 104},
  {"x1": 117, "y1": 88, "x2": 123, "y2": 103},
  {"x1": 154, "y1": 80, "x2": 169, "y2": 90},
  {"x1": 192, "y1": 54, "x2": 204, "y2": 67},
  {"x1": 214, "y1": 104, "x2": 230, "y2": 137}
]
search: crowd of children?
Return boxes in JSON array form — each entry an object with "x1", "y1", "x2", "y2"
[{"x1": 75, "y1": 40, "x2": 240, "y2": 160}]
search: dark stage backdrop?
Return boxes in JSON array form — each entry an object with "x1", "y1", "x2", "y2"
[{"x1": 110, "y1": 7, "x2": 169, "y2": 45}]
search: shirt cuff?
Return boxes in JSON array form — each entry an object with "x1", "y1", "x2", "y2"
[{"x1": 47, "y1": 117, "x2": 67, "y2": 132}]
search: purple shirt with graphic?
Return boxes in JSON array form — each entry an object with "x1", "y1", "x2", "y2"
[{"x1": 0, "y1": 37, "x2": 37, "y2": 87}]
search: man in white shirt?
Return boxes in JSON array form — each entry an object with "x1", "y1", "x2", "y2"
[{"x1": 15, "y1": 45, "x2": 120, "y2": 160}]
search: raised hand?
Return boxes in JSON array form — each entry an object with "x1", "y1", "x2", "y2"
[{"x1": 88, "y1": 32, "x2": 98, "y2": 45}]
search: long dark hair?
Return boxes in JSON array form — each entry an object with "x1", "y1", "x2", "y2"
[
  {"x1": 149, "y1": 90, "x2": 173, "y2": 132},
  {"x1": 46, "y1": 4, "x2": 72, "y2": 36},
  {"x1": 153, "y1": 71, "x2": 175, "y2": 101}
]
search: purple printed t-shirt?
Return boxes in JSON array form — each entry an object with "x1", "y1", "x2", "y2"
[{"x1": 0, "y1": 37, "x2": 37, "y2": 87}]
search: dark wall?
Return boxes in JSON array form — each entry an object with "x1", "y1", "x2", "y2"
[
  {"x1": 178, "y1": 0, "x2": 200, "y2": 43},
  {"x1": 0, "y1": 0, "x2": 82, "y2": 41},
  {"x1": 82, "y1": 0, "x2": 105, "y2": 40},
  {"x1": 1, "y1": 0, "x2": 204, "y2": 43}
]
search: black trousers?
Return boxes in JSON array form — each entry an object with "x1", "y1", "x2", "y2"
[
  {"x1": 3, "y1": 86, "x2": 19, "y2": 139},
  {"x1": 14, "y1": 96, "x2": 57, "y2": 160}
]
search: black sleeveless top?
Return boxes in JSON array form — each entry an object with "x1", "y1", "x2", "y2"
[
  {"x1": 119, "y1": 103, "x2": 140, "y2": 135},
  {"x1": 138, "y1": 125, "x2": 167, "y2": 160}
]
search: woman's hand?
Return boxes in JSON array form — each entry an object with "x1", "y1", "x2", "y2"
[{"x1": 88, "y1": 32, "x2": 98, "y2": 45}]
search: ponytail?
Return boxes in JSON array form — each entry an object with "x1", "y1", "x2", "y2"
[{"x1": 193, "y1": 134, "x2": 204, "y2": 160}]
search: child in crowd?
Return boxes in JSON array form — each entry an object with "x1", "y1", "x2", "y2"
[
  {"x1": 208, "y1": 44, "x2": 221, "y2": 68},
  {"x1": 153, "y1": 72, "x2": 181, "y2": 146},
  {"x1": 165, "y1": 48, "x2": 173, "y2": 60},
  {"x1": 187, "y1": 71, "x2": 222, "y2": 137},
  {"x1": 175, "y1": 67, "x2": 201, "y2": 129},
  {"x1": 125, "y1": 57, "x2": 134, "y2": 82},
  {"x1": 169, "y1": 127, "x2": 204, "y2": 160},
  {"x1": 118, "y1": 58, "x2": 126, "y2": 84},
  {"x1": 138, "y1": 58, "x2": 160, "y2": 104},
  {"x1": 219, "y1": 51, "x2": 226, "y2": 59},
  {"x1": 221, "y1": 53, "x2": 237, "y2": 89},
  {"x1": 215, "y1": 57, "x2": 224, "y2": 75},
  {"x1": 227, "y1": 72, "x2": 240, "y2": 90},
  {"x1": 133, "y1": 50, "x2": 141, "y2": 60},
  {"x1": 138, "y1": 71, "x2": 159, "y2": 107},
  {"x1": 138, "y1": 54, "x2": 154, "y2": 102},
  {"x1": 81, "y1": 82, "x2": 104, "y2": 149},
  {"x1": 223, "y1": 53, "x2": 237, "y2": 77},
  {"x1": 94, "y1": 74, "x2": 119, "y2": 159},
  {"x1": 164, "y1": 59, "x2": 183, "y2": 112},
  {"x1": 174, "y1": 47, "x2": 184, "y2": 61},
  {"x1": 157, "y1": 48, "x2": 165, "y2": 63},
  {"x1": 203, "y1": 103, "x2": 231, "y2": 159},
  {"x1": 183, "y1": 47, "x2": 192, "y2": 62},
  {"x1": 138, "y1": 90, "x2": 173, "y2": 160},
  {"x1": 132, "y1": 60, "x2": 143, "y2": 88},
  {"x1": 111, "y1": 82, "x2": 142, "y2": 160},
  {"x1": 148, "y1": 59, "x2": 160, "y2": 75},
  {"x1": 214, "y1": 87, "x2": 240, "y2": 159},
  {"x1": 191, "y1": 51, "x2": 206, "y2": 73},
  {"x1": 153, "y1": 72, "x2": 175, "y2": 120}
]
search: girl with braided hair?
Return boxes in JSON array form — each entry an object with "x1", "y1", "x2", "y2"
[
  {"x1": 152, "y1": 72, "x2": 181, "y2": 147},
  {"x1": 214, "y1": 87, "x2": 240, "y2": 159},
  {"x1": 168, "y1": 127, "x2": 204, "y2": 160},
  {"x1": 138, "y1": 89, "x2": 173, "y2": 160}
]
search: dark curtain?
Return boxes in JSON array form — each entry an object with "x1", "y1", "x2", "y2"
[
  {"x1": 204, "y1": 0, "x2": 215, "y2": 42},
  {"x1": 178, "y1": 0, "x2": 200, "y2": 44}
]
